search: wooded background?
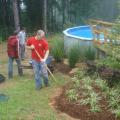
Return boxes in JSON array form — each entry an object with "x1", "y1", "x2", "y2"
[{"x1": 0, "y1": 0, "x2": 120, "y2": 41}]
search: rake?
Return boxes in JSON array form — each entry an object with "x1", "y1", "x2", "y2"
[{"x1": 34, "y1": 48, "x2": 57, "y2": 82}]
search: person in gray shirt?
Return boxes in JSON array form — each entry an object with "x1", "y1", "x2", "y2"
[{"x1": 18, "y1": 27, "x2": 26, "y2": 60}]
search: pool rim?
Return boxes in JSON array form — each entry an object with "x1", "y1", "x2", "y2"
[{"x1": 63, "y1": 25, "x2": 93, "y2": 41}]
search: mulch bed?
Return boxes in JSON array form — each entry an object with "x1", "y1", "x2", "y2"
[
  {"x1": 52, "y1": 61, "x2": 120, "y2": 120},
  {"x1": 55, "y1": 84, "x2": 119, "y2": 120},
  {"x1": 52, "y1": 61, "x2": 72, "y2": 75}
]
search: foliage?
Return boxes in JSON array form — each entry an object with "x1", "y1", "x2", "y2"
[
  {"x1": 66, "y1": 89, "x2": 78, "y2": 101},
  {"x1": 0, "y1": 0, "x2": 119, "y2": 38},
  {"x1": 95, "y1": 77, "x2": 120, "y2": 117},
  {"x1": 75, "y1": 70, "x2": 85, "y2": 79},
  {"x1": 63, "y1": 22, "x2": 76, "y2": 29},
  {"x1": 67, "y1": 45, "x2": 80, "y2": 68},
  {"x1": 111, "y1": 45, "x2": 120, "y2": 62},
  {"x1": 113, "y1": 108, "x2": 120, "y2": 118},
  {"x1": 84, "y1": 47, "x2": 96, "y2": 61},
  {"x1": 110, "y1": 17, "x2": 120, "y2": 41},
  {"x1": 95, "y1": 78, "x2": 108, "y2": 92},
  {"x1": 80, "y1": 91, "x2": 101, "y2": 112},
  {"x1": 66, "y1": 67, "x2": 120, "y2": 115},
  {"x1": 96, "y1": 56, "x2": 120, "y2": 69},
  {"x1": 51, "y1": 38, "x2": 64, "y2": 62},
  {"x1": 108, "y1": 18, "x2": 120, "y2": 68},
  {"x1": 67, "y1": 70, "x2": 101, "y2": 112},
  {"x1": 80, "y1": 76, "x2": 101, "y2": 112}
]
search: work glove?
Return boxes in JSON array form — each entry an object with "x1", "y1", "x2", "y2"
[
  {"x1": 30, "y1": 45, "x2": 35, "y2": 50},
  {"x1": 41, "y1": 58, "x2": 46, "y2": 63}
]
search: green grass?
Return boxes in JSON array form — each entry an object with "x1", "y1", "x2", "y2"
[{"x1": 0, "y1": 73, "x2": 67, "y2": 120}]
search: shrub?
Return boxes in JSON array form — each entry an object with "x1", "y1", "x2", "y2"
[
  {"x1": 84, "y1": 47, "x2": 96, "y2": 61},
  {"x1": 51, "y1": 39, "x2": 64, "y2": 62},
  {"x1": 67, "y1": 45, "x2": 80, "y2": 68},
  {"x1": 96, "y1": 56, "x2": 120, "y2": 69}
]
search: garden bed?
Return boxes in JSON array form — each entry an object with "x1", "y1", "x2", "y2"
[
  {"x1": 52, "y1": 61, "x2": 72, "y2": 75},
  {"x1": 52, "y1": 61, "x2": 120, "y2": 120},
  {"x1": 55, "y1": 84, "x2": 119, "y2": 120}
]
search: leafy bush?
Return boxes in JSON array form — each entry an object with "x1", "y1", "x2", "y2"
[
  {"x1": 110, "y1": 17, "x2": 120, "y2": 43},
  {"x1": 96, "y1": 56, "x2": 120, "y2": 69},
  {"x1": 67, "y1": 45, "x2": 80, "y2": 68}
]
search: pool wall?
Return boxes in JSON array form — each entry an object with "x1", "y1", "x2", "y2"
[{"x1": 63, "y1": 25, "x2": 94, "y2": 53}]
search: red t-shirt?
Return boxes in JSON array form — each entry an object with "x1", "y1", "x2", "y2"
[{"x1": 27, "y1": 37, "x2": 49, "y2": 62}]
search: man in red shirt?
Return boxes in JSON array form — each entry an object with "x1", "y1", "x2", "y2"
[
  {"x1": 7, "y1": 30, "x2": 23, "y2": 79},
  {"x1": 26, "y1": 30, "x2": 49, "y2": 90}
]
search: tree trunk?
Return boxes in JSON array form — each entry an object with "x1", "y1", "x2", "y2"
[
  {"x1": 62, "y1": 0, "x2": 65, "y2": 29},
  {"x1": 43, "y1": 0, "x2": 47, "y2": 33},
  {"x1": 12, "y1": 0, "x2": 20, "y2": 31}
]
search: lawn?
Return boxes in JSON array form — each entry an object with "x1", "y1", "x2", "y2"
[
  {"x1": 0, "y1": 41, "x2": 72, "y2": 120},
  {"x1": 0, "y1": 73, "x2": 69, "y2": 120}
]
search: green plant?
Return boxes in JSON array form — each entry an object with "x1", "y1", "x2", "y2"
[
  {"x1": 75, "y1": 70, "x2": 85, "y2": 79},
  {"x1": 82, "y1": 77, "x2": 93, "y2": 89},
  {"x1": 113, "y1": 108, "x2": 120, "y2": 118},
  {"x1": 90, "y1": 105, "x2": 101, "y2": 112},
  {"x1": 111, "y1": 45, "x2": 120, "y2": 61},
  {"x1": 66, "y1": 89, "x2": 78, "y2": 101},
  {"x1": 72, "y1": 78, "x2": 81, "y2": 88},
  {"x1": 67, "y1": 45, "x2": 80, "y2": 68},
  {"x1": 84, "y1": 47, "x2": 96, "y2": 61},
  {"x1": 78, "y1": 76, "x2": 101, "y2": 113},
  {"x1": 95, "y1": 78, "x2": 108, "y2": 92},
  {"x1": 110, "y1": 17, "x2": 120, "y2": 43},
  {"x1": 106, "y1": 89, "x2": 120, "y2": 109},
  {"x1": 89, "y1": 92, "x2": 101, "y2": 112},
  {"x1": 80, "y1": 91, "x2": 101, "y2": 112},
  {"x1": 80, "y1": 98, "x2": 90, "y2": 105},
  {"x1": 51, "y1": 39, "x2": 64, "y2": 62},
  {"x1": 96, "y1": 56, "x2": 120, "y2": 69}
]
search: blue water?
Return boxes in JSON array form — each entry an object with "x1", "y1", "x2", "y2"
[{"x1": 67, "y1": 26, "x2": 104, "y2": 41}]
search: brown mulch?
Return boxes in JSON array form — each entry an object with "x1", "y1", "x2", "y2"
[
  {"x1": 54, "y1": 83, "x2": 120, "y2": 120},
  {"x1": 52, "y1": 62, "x2": 119, "y2": 120},
  {"x1": 52, "y1": 61, "x2": 72, "y2": 75}
]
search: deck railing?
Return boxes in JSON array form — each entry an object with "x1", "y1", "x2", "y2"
[{"x1": 89, "y1": 19, "x2": 113, "y2": 44}]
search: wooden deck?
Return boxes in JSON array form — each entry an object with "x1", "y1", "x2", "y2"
[{"x1": 89, "y1": 19, "x2": 113, "y2": 43}]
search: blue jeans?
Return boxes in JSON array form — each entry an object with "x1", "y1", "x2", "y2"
[
  {"x1": 20, "y1": 44, "x2": 25, "y2": 59},
  {"x1": 8, "y1": 57, "x2": 23, "y2": 79},
  {"x1": 32, "y1": 59, "x2": 49, "y2": 89}
]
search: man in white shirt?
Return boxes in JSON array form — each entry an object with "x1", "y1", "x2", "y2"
[{"x1": 18, "y1": 27, "x2": 26, "y2": 60}]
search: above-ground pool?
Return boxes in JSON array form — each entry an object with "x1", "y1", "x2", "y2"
[{"x1": 63, "y1": 25, "x2": 104, "y2": 53}]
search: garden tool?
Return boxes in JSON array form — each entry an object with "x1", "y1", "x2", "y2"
[{"x1": 34, "y1": 48, "x2": 56, "y2": 82}]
